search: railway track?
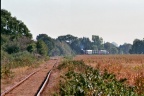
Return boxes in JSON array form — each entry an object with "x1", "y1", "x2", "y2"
[{"x1": 1, "y1": 58, "x2": 59, "y2": 96}]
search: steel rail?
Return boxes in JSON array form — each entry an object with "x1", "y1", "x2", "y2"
[
  {"x1": 36, "y1": 70, "x2": 52, "y2": 96},
  {"x1": 1, "y1": 68, "x2": 41, "y2": 96},
  {"x1": 1, "y1": 58, "x2": 58, "y2": 96},
  {"x1": 36, "y1": 60, "x2": 58, "y2": 96}
]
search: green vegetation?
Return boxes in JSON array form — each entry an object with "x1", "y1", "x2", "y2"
[
  {"x1": 36, "y1": 34, "x2": 54, "y2": 54},
  {"x1": 1, "y1": 9, "x2": 49, "y2": 79},
  {"x1": 130, "y1": 39, "x2": 144, "y2": 54},
  {"x1": 56, "y1": 34, "x2": 143, "y2": 54},
  {"x1": 57, "y1": 60, "x2": 140, "y2": 96},
  {"x1": 37, "y1": 40, "x2": 48, "y2": 56},
  {"x1": 36, "y1": 34, "x2": 75, "y2": 56},
  {"x1": 1, "y1": 8, "x2": 143, "y2": 78},
  {"x1": 1, "y1": 8, "x2": 144, "y2": 96},
  {"x1": 92, "y1": 35, "x2": 104, "y2": 50},
  {"x1": 1, "y1": 9, "x2": 32, "y2": 38},
  {"x1": 104, "y1": 42, "x2": 119, "y2": 54},
  {"x1": 119, "y1": 43, "x2": 132, "y2": 54}
]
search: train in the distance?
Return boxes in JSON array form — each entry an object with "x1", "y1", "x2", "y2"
[{"x1": 82, "y1": 49, "x2": 109, "y2": 55}]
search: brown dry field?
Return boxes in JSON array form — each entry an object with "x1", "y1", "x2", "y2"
[
  {"x1": 2, "y1": 55, "x2": 143, "y2": 95},
  {"x1": 33, "y1": 55, "x2": 144, "y2": 95},
  {"x1": 74, "y1": 54, "x2": 144, "y2": 86}
]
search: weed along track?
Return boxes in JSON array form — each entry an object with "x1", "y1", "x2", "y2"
[{"x1": 1, "y1": 58, "x2": 59, "y2": 96}]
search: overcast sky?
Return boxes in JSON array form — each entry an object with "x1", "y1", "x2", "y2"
[{"x1": 2, "y1": 0, "x2": 144, "y2": 45}]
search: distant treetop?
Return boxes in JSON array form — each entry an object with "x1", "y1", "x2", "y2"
[{"x1": 1, "y1": 9, "x2": 32, "y2": 39}]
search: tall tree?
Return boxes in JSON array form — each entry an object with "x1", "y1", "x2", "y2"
[
  {"x1": 92, "y1": 35, "x2": 103, "y2": 50},
  {"x1": 37, "y1": 40, "x2": 48, "y2": 56},
  {"x1": 70, "y1": 39, "x2": 82, "y2": 54},
  {"x1": 49, "y1": 40, "x2": 75, "y2": 56},
  {"x1": 119, "y1": 43, "x2": 132, "y2": 54},
  {"x1": 36, "y1": 34, "x2": 54, "y2": 53},
  {"x1": 1, "y1": 9, "x2": 32, "y2": 39},
  {"x1": 80, "y1": 37, "x2": 92, "y2": 50},
  {"x1": 57, "y1": 34, "x2": 78, "y2": 44},
  {"x1": 104, "y1": 42, "x2": 118, "y2": 54},
  {"x1": 130, "y1": 39, "x2": 144, "y2": 54}
]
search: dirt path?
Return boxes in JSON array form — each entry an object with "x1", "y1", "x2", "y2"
[{"x1": 3, "y1": 59, "x2": 57, "y2": 96}]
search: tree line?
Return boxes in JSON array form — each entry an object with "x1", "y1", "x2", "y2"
[
  {"x1": 36, "y1": 34, "x2": 144, "y2": 56},
  {"x1": 1, "y1": 9, "x2": 144, "y2": 59},
  {"x1": 1, "y1": 9, "x2": 50, "y2": 72},
  {"x1": 1, "y1": 9, "x2": 48, "y2": 56}
]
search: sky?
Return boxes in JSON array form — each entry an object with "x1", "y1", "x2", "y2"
[{"x1": 1, "y1": 0, "x2": 144, "y2": 45}]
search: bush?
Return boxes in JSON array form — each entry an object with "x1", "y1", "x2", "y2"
[
  {"x1": 4, "y1": 43, "x2": 20, "y2": 54},
  {"x1": 1, "y1": 66, "x2": 12, "y2": 79},
  {"x1": 10, "y1": 51, "x2": 36, "y2": 68},
  {"x1": 27, "y1": 43, "x2": 36, "y2": 53},
  {"x1": 58, "y1": 60, "x2": 138, "y2": 96},
  {"x1": 1, "y1": 34, "x2": 9, "y2": 45},
  {"x1": 1, "y1": 50, "x2": 12, "y2": 66}
]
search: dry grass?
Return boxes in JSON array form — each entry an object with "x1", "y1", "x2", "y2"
[
  {"x1": 74, "y1": 55, "x2": 144, "y2": 86},
  {"x1": 1, "y1": 61, "x2": 47, "y2": 94},
  {"x1": 11, "y1": 66, "x2": 29, "y2": 76},
  {"x1": 1, "y1": 66, "x2": 30, "y2": 93},
  {"x1": 40, "y1": 55, "x2": 144, "y2": 95}
]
